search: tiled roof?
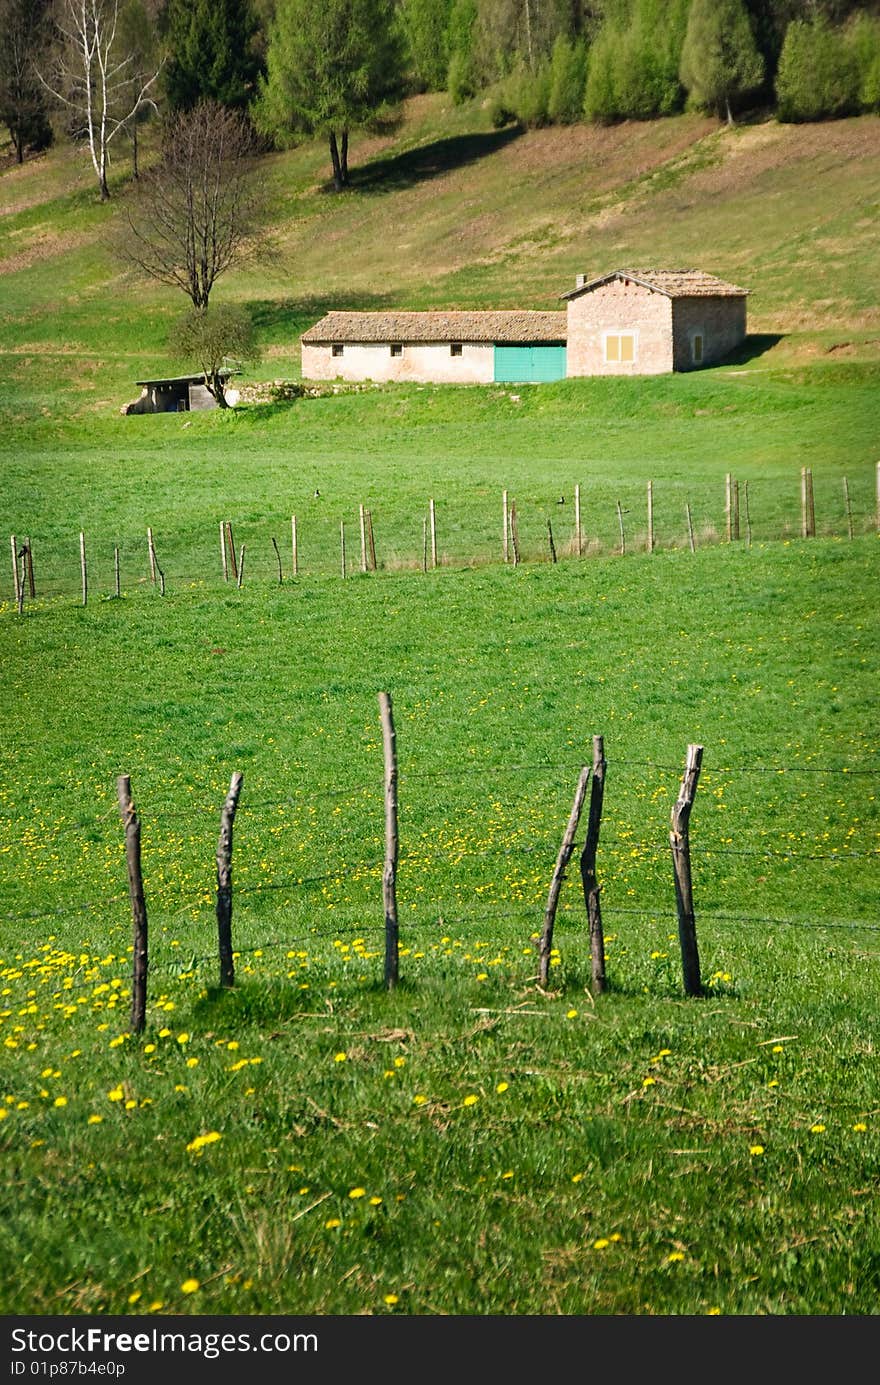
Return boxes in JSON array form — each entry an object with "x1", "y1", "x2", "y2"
[
  {"x1": 301, "y1": 310, "x2": 568, "y2": 344},
  {"x1": 561, "y1": 269, "x2": 748, "y2": 299}
]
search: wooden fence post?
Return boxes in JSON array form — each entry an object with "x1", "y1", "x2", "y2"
[
  {"x1": 24, "y1": 539, "x2": 35, "y2": 598},
  {"x1": 216, "y1": 771, "x2": 244, "y2": 989},
  {"x1": 744, "y1": 481, "x2": 752, "y2": 547},
  {"x1": 221, "y1": 521, "x2": 228, "y2": 581},
  {"x1": 80, "y1": 531, "x2": 87, "y2": 607},
  {"x1": 616, "y1": 501, "x2": 626, "y2": 556},
  {"x1": 807, "y1": 466, "x2": 815, "y2": 537},
  {"x1": 236, "y1": 544, "x2": 245, "y2": 589},
  {"x1": 725, "y1": 473, "x2": 732, "y2": 542},
  {"x1": 114, "y1": 545, "x2": 121, "y2": 598},
  {"x1": 378, "y1": 692, "x2": 399, "y2": 990},
  {"x1": 272, "y1": 537, "x2": 283, "y2": 584},
  {"x1": 843, "y1": 477, "x2": 853, "y2": 541},
  {"x1": 225, "y1": 522, "x2": 238, "y2": 583},
  {"x1": 685, "y1": 502, "x2": 696, "y2": 553},
  {"x1": 117, "y1": 775, "x2": 148, "y2": 1033},
  {"x1": 647, "y1": 480, "x2": 654, "y2": 554},
  {"x1": 538, "y1": 764, "x2": 591, "y2": 988},
  {"x1": 422, "y1": 517, "x2": 427, "y2": 573},
  {"x1": 291, "y1": 515, "x2": 299, "y2": 577},
  {"x1": 574, "y1": 483, "x2": 582, "y2": 556},
  {"x1": 801, "y1": 467, "x2": 809, "y2": 539},
  {"x1": 580, "y1": 734, "x2": 607, "y2": 996},
  {"x1": 503, "y1": 490, "x2": 509, "y2": 564},
  {"x1": 340, "y1": 521, "x2": 346, "y2": 578},
  {"x1": 366, "y1": 510, "x2": 377, "y2": 570},
  {"x1": 547, "y1": 518, "x2": 557, "y2": 563},
  {"x1": 429, "y1": 498, "x2": 437, "y2": 569},
  {"x1": 733, "y1": 479, "x2": 740, "y2": 541},
  {"x1": 147, "y1": 527, "x2": 157, "y2": 584},
  {"x1": 16, "y1": 544, "x2": 24, "y2": 616},
  {"x1": 509, "y1": 501, "x2": 520, "y2": 566},
  {"x1": 670, "y1": 743, "x2": 704, "y2": 998},
  {"x1": 10, "y1": 536, "x2": 20, "y2": 606},
  {"x1": 359, "y1": 504, "x2": 368, "y2": 573}
]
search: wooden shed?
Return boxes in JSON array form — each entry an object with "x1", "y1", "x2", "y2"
[{"x1": 124, "y1": 370, "x2": 237, "y2": 414}]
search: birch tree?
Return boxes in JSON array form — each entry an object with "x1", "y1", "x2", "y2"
[{"x1": 40, "y1": 0, "x2": 162, "y2": 199}]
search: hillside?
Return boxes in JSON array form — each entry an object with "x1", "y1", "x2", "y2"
[{"x1": 1, "y1": 95, "x2": 880, "y2": 410}]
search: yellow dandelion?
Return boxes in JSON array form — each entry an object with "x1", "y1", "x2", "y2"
[
  {"x1": 176, "y1": 1033, "x2": 189, "y2": 1046},
  {"x1": 571, "y1": 1173, "x2": 584, "y2": 1183},
  {"x1": 186, "y1": 1057, "x2": 199, "y2": 1068},
  {"x1": 501, "y1": 1171, "x2": 513, "y2": 1180},
  {"x1": 87, "y1": 1114, "x2": 103, "y2": 1125},
  {"x1": 325, "y1": 1218, "x2": 341, "y2": 1229},
  {"x1": 463, "y1": 1094, "x2": 479, "y2": 1106},
  {"x1": 369, "y1": 1196, "x2": 382, "y2": 1205},
  {"x1": 593, "y1": 1238, "x2": 610, "y2": 1250},
  {"x1": 393, "y1": 1057, "x2": 406, "y2": 1068},
  {"x1": 148, "y1": 1302, "x2": 164, "y2": 1314},
  {"x1": 413, "y1": 1094, "x2": 428, "y2": 1106},
  {"x1": 53, "y1": 1096, "x2": 68, "y2": 1108},
  {"x1": 496, "y1": 1081, "x2": 509, "y2": 1093},
  {"x1": 853, "y1": 1122, "x2": 867, "y2": 1132},
  {"x1": 128, "y1": 1291, "x2": 141, "y2": 1305},
  {"x1": 810, "y1": 1123, "x2": 826, "y2": 1133},
  {"x1": 749, "y1": 1144, "x2": 764, "y2": 1156},
  {"x1": 384, "y1": 1294, "x2": 399, "y2": 1305},
  {"x1": 667, "y1": 1252, "x2": 685, "y2": 1263},
  {"x1": 643, "y1": 1077, "x2": 656, "y2": 1087},
  {"x1": 180, "y1": 1279, "x2": 199, "y2": 1295},
  {"x1": 707, "y1": 1307, "x2": 721, "y2": 1315},
  {"x1": 609, "y1": 1233, "x2": 622, "y2": 1242},
  {"x1": 124, "y1": 1100, "x2": 137, "y2": 1111},
  {"x1": 107, "y1": 1087, "x2": 124, "y2": 1102},
  {"x1": 144, "y1": 1044, "x2": 156, "y2": 1054},
  {"x1": 334, "y1": 1052, "x2": 347, "y2": 1063},
  {"x1": 348, "y1": 1187, "x2": 366, "y2": 1199},
  {"x1": 566, "y1": 1009, "x2": 578, "y2": 1019}
]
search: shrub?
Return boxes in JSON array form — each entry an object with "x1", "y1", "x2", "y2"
[{"x1": 775, "y1": 17, "x2": 860, "y2": 122}]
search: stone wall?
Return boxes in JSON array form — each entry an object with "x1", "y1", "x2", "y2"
[
  {"x1": 671, "y1": 297, "x2": 747, "y2": 370},
  {"x1": 566, "y1": 279, "x2": 673, "y2": 376}
]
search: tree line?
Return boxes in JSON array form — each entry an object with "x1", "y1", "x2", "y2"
[{"x1": 2, "y1": 1, "x2": 879, "y2": 190}]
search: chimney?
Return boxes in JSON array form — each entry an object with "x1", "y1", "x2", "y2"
[{"x1": 575, "y1": 273, "x2": 586, "y2": 289}]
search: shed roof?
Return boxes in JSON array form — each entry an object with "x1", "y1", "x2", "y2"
[
  {"x1": 301, "y1": 311, "x2": 568, "y2": 344},
  {"x1": 134, "y1": 370, "x2": 236, "y2": 387},
  {"x1": 561, "y1": 269, "x2": 748, "y2": 300}
]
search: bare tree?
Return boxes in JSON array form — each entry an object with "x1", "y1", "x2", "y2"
[
  {"x1": 112, "y1": 101, "x2": 263, "y2": 310},
  {"x1": 40, "y1": 0, "x2": 162, "y2": 199}
]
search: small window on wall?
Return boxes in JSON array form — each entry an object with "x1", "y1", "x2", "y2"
[
  {"x1": 331, "y1": 343, "x2": 343, "y2": 357},
  {"x1": 390, "y1": 343, "x2": 403, "y2": 357},
  {"x1": 605, "y1": 333, "x2": 636, "y2": 364},
  {"x1": 450, "y1": 342, "x2": 462, "y2": 357},
  {"x1": 692, "y1": 333, "x2": 704, "y2": 364}
]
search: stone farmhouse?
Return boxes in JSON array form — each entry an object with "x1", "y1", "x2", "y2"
[{"x1": 300, "y1": 269, "x2": 748, "y2": 385}]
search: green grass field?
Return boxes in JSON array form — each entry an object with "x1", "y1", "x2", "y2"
[{"x1": 1, "y1": 99, "x2": 878, "y2": 1318}]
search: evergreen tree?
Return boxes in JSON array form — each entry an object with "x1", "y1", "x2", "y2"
[
  {"x1": 848, "y1": 11, "x2": 880, "y2": 111},
  {"x1": 400, "y1": 0, "x2": 453, "y2": 92},
  {"x1": 0, "y1": 0, "x2": 54, "y2": 163},
  {"x1": 679, "y1": 0, "x2": 765, "y2": 124},
  {"x1": 447, "y1": 0, "x2": 479, "y2": 102},
  {"x1": 159, "y1": 0, "x2": 263, "y2": 113},
  {"x1": 775, "y1": 15, "x2": 860, "y2": 121},
  {"x1": 253, "y1": 0, "x2": 405, "y2": 189},
  {"x1": 547, "y1": 34, "x2": 588, "y2": 122}
]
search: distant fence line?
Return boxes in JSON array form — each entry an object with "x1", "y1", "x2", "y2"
[{"x1": 6, "y1": 463, "x2": 880, "y2": 611}]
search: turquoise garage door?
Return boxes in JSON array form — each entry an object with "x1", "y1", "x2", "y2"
[{"x1": 494, "y1": 344, "x2": 567, "y2": 383}]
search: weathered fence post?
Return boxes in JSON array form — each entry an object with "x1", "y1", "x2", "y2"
[
  {"x1": 670, "y1": 743, "x2": 704, "y2": 998},
  {"x1": 80, "y1": 531, "x2": 87, "y2": 607},
  {"x1": 685, "y1": 502, "x2": 696, "y2": 553},
  {"x1": 221, "y1": 521, "x2": 229, "y2": 581},
  {"x1": 114, "y1": 545, "x2": 121, "y2": 598},
  {"x1": 574, "y1": 483, "x2": 582, "y2": 557},
  {"x1": 225, "y1": 522, "x2": 238, "y2": 583},
  {"x1": 733, "y1": 479, "x2": 740, "y2": 541},
  {"x1": 580, "y1": 734, "x2": 607, "y2": 996},
  {"x1": 236, "y1": 544, "x2": 245, "y2": 589},
  {"x1": 272, "y1": 537, "x2": 283, "y2": 584},
  {"x1": 378, "y1": 692, "x2": 399, "y2": 990},
  {"x1": 429, "y1": 498, "x2": 437, "y2": 569},
  {"x1": 547, "y1": 518, "x2": 557, "y2": 563},
  {"x1": 10, "y1": 536, "x2": 20, "y2": 607},
  {"x1": 366, "y1": 510, "x2": 377, "y2": 570},
  {"x1": 509, "y1": 501, "x2": 520, "y2": 566},
  {"x1": 744, "y1": 480, "x2": 752, "y2": 547},
  {"x1": 503, "y1": 489, "x2": 509, "y2": 564},
  {"x1": 16, "y1": 544, "x2": 24, "y2": 616},
  {"x1": 647, "y1": 480, "x2": 654, "y2": 554},
  {"x1": 359, "y1": 504, "x2": 368, "y2": 573},
  {"x1": 24, "y1": 539, "x2": 35, "y2": 598},
  {"x1": 340, "y1": 521, "x2": 346, "y2": 578},
  {"x1": 616, "y1": 501, "x2": 626, "y2": 556},
  {"x1": 725, "y1": 474, "x2": 732, "y2": 542},
  {"x1": 291, "y1": 515, "x2": 299, "y2": 577},
  {"x1": 147, "y1": 527, "x2": 157, "y2": 585},
  {"x1": 216, "y1": 771, "x2": 244, "y2": 989},
  {"x1": 538, "y1": 764, "x2": 591, "y2": 988},
  {"x1": 117, "y1": 775, "x2": 148, "y2": 1033},
  {"x1": 422, "y1": 517, "x2": 428, "y2": 573},
  {"x1": 801, "y1": 467, "x2": 816, "y2": 538},
  {"x1": 843, "y1": 477, "x2": 854, "y2": 541}
]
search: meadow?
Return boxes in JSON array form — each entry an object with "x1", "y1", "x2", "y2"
[{"x1": 0, "y1": 97, "x2": 878, "y2": 1317}]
